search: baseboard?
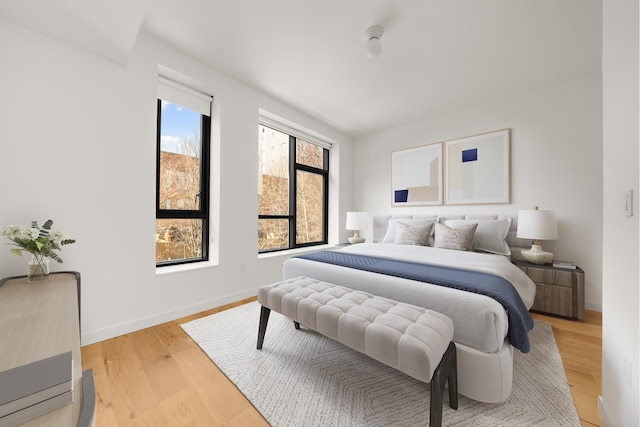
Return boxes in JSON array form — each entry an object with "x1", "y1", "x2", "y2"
[
  {"x1": 586, "y1": 300, "x2": 603, "y2": 312},
  {"x1": 598, "y1": 395, "x2": 613, "y2": 427},
  {"x1": 80, "y1": 287, "x2": 260, "y2": 346}
]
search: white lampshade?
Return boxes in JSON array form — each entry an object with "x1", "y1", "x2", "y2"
[
  {"x1": 517, "y1": 209, "x2": 558, "y2": 240},
  {"x1": 517, "y1": 207, "x2": 558, "y2": 264},
  {"x1": 346, "y1": 211, "x2": 368, "y2": 231},
  {"x1": 346, "y1": 211, "x2": 368, "y2": 244}
]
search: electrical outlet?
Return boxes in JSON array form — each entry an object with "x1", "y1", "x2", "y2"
[{"x1": 240, "y1": 263, "x2": 246, "y2": 272}]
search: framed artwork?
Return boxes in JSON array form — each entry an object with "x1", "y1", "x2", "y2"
[
  {"x1": 392, "y1": 142, "x2": 443, "y2": 206},
  {"x1": 444, "y1": 128, "x2": 510, "y2": 205}
]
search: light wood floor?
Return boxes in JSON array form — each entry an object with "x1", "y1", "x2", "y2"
[
  {"x1": 531, "y1": 310, "x2": 603, "y2": 427},
  {"x1": 81, "y1": 300, "x2": 602, "y2": 427}
]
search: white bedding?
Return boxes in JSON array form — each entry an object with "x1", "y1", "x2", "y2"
[{"x1": 282, "y1": 243, "x2": 536, "y2": 354}]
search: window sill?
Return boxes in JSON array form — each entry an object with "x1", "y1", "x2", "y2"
[
  {"x1": 258, "y1": 244, "x2": 334, "y2": 260},
  {"x1": 155, "y1": 259, "x2": 219, "y2": 276}
]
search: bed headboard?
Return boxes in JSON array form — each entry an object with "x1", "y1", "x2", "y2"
[{"x1": 371, "y1": 214, "x2": 530, "y2": 260}]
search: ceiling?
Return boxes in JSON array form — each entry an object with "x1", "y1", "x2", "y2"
[{"x1": 1, "y1": 0, "x2": 602, "y2": 137}]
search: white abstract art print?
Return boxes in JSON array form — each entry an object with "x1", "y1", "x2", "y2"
[
  {"x1": 445, "y1": 129, "x2": 510, "y2": 205},
  {"x1": 392, "y1": 142, "x2": 443, "y2": 206}
]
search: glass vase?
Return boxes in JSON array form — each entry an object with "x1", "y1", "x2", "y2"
[{"x1": 27, "y1": 254, "x2": 50, "y2": 283}]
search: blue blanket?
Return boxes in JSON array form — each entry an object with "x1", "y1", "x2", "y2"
[{"x1": 295, "y1": 250, "x2": 534, "y2": 353}]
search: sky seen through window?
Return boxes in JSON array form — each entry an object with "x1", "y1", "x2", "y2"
[{"x1": 160, "y1": 100, "x2": 201, "y2": 155}]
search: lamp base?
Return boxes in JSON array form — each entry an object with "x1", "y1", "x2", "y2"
[
  {"x1": 522, "y1": 243, "x2": 553, "y2": 265},
  {"x1": 348, "y1": 231, "x2": 365, "y2": 244}
]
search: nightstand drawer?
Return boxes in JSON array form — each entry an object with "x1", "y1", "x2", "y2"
[
  {"x1": 531, "y1": 282, "x2": 574, "y2": 318},
  {"x1": 525, "y1": 269, "x2": 574, "y2": 288}
]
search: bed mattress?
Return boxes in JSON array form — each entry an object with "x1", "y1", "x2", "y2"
[{"x1": 282, "y1": 243, "x2": 536, "y2": 354}]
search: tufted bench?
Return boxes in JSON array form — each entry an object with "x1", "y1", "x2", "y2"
[{"x1": 257, "y1": 276, "x2": 458, "y2": 427}]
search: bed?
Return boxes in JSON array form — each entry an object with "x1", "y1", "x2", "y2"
[{"x1": 282, "y1": 214, "x2": 537, "y2": 404}]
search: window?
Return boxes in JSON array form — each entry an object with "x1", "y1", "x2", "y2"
[
  {"x1": 258, "y1": 123, "x2": 329, "y2": 252},
  {"x1": 156, "y1": 78, "x2": 212, "y2": 266}
]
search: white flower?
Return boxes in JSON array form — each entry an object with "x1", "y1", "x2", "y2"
[
  {"x1": 28, "y1": 227, "x2": 40, "y2": 240},
  {"x1": 15, "y1": 226, "x2": 33, "y2": 241},
  {"x1": 49, "y1": 230, "x2": 69, "y2": 245},
  {"x1": 1, "y1": 225, "x2": 22, "y2": 240}
]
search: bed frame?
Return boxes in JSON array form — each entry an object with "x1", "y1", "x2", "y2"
[{"x1": 369, "y1": 214, "x2": 530, "y2": 403}]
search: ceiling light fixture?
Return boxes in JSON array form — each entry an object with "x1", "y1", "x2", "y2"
[{"x1": 364, "y1": 25, "x2": 384, "y2": 59}]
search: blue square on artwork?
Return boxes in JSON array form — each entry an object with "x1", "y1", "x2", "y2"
[
  {"x1": 462, "y1": 148, "x2": 478, "y2": 162},
  {"x1": 395, "y1": 189, "x2": 409, "y2": 203}
]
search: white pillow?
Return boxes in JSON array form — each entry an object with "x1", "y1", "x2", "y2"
[
  {"x1": 394, "y1": 221, "x2": 434, "y2": 246},
  {"x1": 444, "y1": 218, "x2": 512, "y2": 256},
  {"x1": 381, "y1": 218, "x2": 436, "y2": 244}
]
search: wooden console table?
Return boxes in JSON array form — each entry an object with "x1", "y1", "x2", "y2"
[{"x1": 0, "y1": 272, "x2": 95, "y2": 426}]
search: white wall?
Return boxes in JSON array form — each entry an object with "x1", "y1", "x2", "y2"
[
  {"x1": 352, "y1": 71, "x2": 603, "y2": 311},
  {"x1": 0, "y1": 19, "x2": 353, "y2": 345},
  {"x1": 600, "y1": 0, "x2": 639, "y2": 425}
]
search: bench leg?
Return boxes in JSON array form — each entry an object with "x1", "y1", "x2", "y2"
[
  {"x1": 447, "y1": 342, "x2": 458, "y2": 410},
  {"x1": 257, "y1": 306, "x2": 271, "y2": 350},
  {"x1": 429, "y1": 342, "x2": 458, "y2": 427}
]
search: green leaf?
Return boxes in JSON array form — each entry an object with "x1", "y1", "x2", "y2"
[
  {"x1": 10, "y1": 248, "x2": 24, "y2": 256},
  {"x1": 48, "y1": 252, "x2": 64, "y2": 263},
  {"x1": 42, "y1": 220, "x2": 53, "y2": 230}
]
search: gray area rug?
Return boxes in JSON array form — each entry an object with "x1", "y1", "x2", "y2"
[{"x1": 181, "y1": 301, "x2": 580, "y2": 426}]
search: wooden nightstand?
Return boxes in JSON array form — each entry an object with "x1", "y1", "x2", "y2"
[{"x1": 515, "y1": 260, "x2": 585, "y2": 320}]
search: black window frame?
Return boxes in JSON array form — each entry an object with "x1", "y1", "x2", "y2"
[
  {"x1": 156, "y1": 99, "x2": 211, "y2": 267},
  {"x1": 258, "y1": 125, "x2": 329, "y2": 253}
]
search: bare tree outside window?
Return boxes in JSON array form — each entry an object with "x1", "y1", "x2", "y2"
[
  {"x1": 156, "y1": 99, "x2": 210, "y2": 264},
  {"x1": 258, "y1": 124, "x2": 328, "y2": 252},
  {"x1": 296, "y1": 170, "x2": 324, "y2": 244},
  {"x1": 157, "y1": 151, "x2": 202, "y2": 260},
  {"x1": 258, "y1": 126, "x2": 289, "y2": 250}
]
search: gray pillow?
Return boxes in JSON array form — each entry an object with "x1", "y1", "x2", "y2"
[
  {"x1": 434, "y1": 222, "x2": 478, "y2": 251},
  {"x1": 381, "y1": 218, "x2": 436, "y2": 245},
  {"x1": 394, "y1": 221, "x2": 434, "y2": 246},
  {"x1": 445, "y1": 219, "x2": 512, "y2": 256}
]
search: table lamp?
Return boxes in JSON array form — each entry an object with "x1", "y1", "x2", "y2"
[
  {"x1": 517, "y1": 206, "x2": 558, "y2": 264},
  {"x1": 346, "y1": 211, "x2": 368, "y2": 244}
]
